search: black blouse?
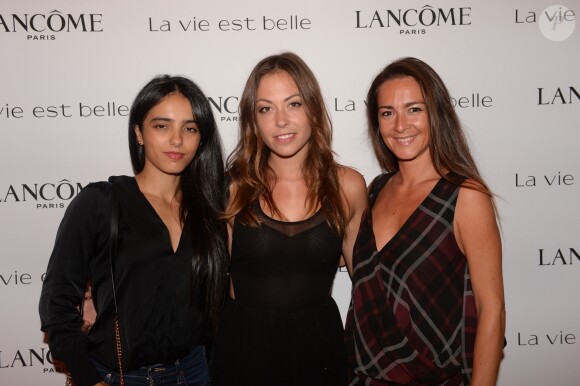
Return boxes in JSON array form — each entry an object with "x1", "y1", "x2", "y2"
[{"x1": 39, "y1": 176, "x2": 205, "y2": 386}]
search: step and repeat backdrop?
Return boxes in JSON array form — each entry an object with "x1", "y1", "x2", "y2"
[{"x1": 1, "y1": 0, "x2": 578, "y2": 385}]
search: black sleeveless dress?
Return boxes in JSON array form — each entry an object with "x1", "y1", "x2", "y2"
[{"x1": 212, "y1": 202, "x2": 347, "y2": 386}]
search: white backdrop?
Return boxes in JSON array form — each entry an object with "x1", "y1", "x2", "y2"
[{"x1": 1, "y1": 1, "x2": 579, "y2": 385}]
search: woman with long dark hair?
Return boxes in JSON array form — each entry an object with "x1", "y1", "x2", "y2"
[
  {"x1": 211, "y1": 52, "x2": 367, "y2": 386},
  {"x1": 39, "y1": 75, "x2": 228, "y2": 386},
  {"x1": 345, "y1": 57, "x2": 505, "y2": 386}
]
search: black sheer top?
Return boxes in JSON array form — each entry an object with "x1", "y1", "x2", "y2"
[
  {"x1": 229, "y1": 202, "x2": 343, "y2": 309},
  {"x1": 39, "y1": 176, "x2": 205, "y2": 386}
]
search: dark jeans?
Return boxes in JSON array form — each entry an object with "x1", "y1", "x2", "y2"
[{"x1": 93, "y1": 345, "x2": 211, "y2": 386}]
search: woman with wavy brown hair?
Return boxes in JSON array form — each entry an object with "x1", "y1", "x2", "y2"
[
  {"x1": 345, "y1": 57, "x2": 505, "y2": 386},
  {"x1": 211, "y1": 52, "x2": 367, "y2": 386}
]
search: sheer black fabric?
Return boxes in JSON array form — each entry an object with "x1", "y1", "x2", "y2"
[
  {"x1": 212, "y1": 202, "x2": 347, "y2": 386},
  {"x1": 230, "y1": 202, "x2": 342, "y2": 309}
]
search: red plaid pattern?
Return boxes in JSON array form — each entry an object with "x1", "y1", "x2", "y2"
[{"x1": 345, "y1": 173, "x2": 476, "y2": 386}]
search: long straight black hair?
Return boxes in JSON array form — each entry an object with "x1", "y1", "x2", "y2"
[{"x1": 128, "y1": 75, "x2": 228, "y2": 335}]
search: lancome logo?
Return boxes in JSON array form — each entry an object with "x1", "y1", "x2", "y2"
[
  {"x1": 538, "y1": 248, "x2": 579, "y2": 266},
  {"x1": 0, "y1": 179, "x2": 87, "y2": 209},
  {"x1": 208, "y1": 96, "x2": 239, "y2": 122},
  {"x1": 0, "y1": 347, "x2": 56, "y2": 369},
  {"x1": 0, "y1": 10, "x2": 103, "y2": 41},
  {"x1": 538, "y1": 86, "x2": 579, "y2": 105},
  {"x1": 354, "y1": 5, "x2": 471, "y2": 35},
  {"x1": 0, "y1": 346, "x2": 69, "y2": 375}
]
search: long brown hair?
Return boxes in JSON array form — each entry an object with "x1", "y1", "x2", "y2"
[
  {"x1": 225, "y1": 52, "x2": 347, "y2": 235},
  {"x1": 367, "y1": 57, "x2": 493, "y2": 197}
]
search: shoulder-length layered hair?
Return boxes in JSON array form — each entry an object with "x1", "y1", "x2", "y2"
[
  {"x1": 128, "y1": 75, "x2": 228, "y2": 335},
  {"x1": 226, "y1": 52, "x2": 347, "y2": 235},
  {"x1": 367, "y1": 57, "x2": 493, "y2": 197}
]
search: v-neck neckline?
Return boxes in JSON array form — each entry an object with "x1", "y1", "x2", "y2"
[
  {"x1": 370, "y1": 175, "x2": 444, "y2": 253},
  {"x1": 131, "y1": 178, "x2": 183, "y2": 254}
]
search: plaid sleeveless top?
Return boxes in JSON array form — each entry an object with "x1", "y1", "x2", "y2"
[{"x1": 345, "y1": 173, "x2": 476, "y2": 386}]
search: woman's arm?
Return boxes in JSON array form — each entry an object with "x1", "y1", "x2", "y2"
[
  {"x1": 39, "y1": 183, "x2": 108, "y2": 386},
  {"x1": 455, "y1": 185, "x2": 505, "y2": 386},
  {"x1": 338, "y1": 167, "x2": 368, "y2": 276}
]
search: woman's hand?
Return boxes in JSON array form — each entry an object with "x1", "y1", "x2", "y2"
[{"x1": 81, "y1": 286, "x2": 96, "y2": 332}]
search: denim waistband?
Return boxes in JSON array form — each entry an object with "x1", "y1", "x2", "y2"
[{"x1": 93, "y1": 345, "x2": 206, "y2": 380}]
